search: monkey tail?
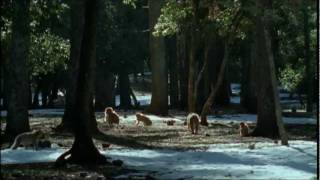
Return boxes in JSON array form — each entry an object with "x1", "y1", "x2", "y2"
[{"x1": 10, "y1": 137, "x2": 19, "y2": 150}]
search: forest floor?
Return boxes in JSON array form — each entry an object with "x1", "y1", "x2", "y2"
[{"x1": 0, "y1": 108, "x2": 317, "y2": 180}]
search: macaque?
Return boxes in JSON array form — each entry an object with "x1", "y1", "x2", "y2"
[
  {"x1": 10, "y1": 130, "x2": 45, "y2": 150},
  {"x1": 187, "y1": 113, "x2": 200, "y2": 134},
  {"x1": 239, "y1": 122, "x2": 250, "y2": 137},
  {"x1": 135, "y1": 112, "x2": 152, "y2": 126},
  {"x1": 104, "y1": 107, "x2": 120, "y2": 127},
  {"x1": 166, "y1": 120, "x2": 176, "y2": 126}
]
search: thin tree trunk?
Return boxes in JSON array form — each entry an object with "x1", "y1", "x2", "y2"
[
  {"x1": 129, "y1": 87, "x2": 140, "y2": 108},
  {"x1": 167, "y1": 37, "x2": 179, "y2": 108},
  {"x1": 303, "y1": 1, "x2": 313, "y2": 112},
  {"x1": 5, "y1": 0, "x2": 30, "y2": 138},
  {"x1": 119, "y1": 69, "x2": 132, "y2": 109},
  {"x1": 188, "y1": 0, "x2": 200, "y2": 112},
  {"x1": 95, "y1": 70, "x2": 115, "y2": 110},
  {"x1": 240, "y1": 37, "x2": 258, "y2": 113},
  {"x1": 200, "y1": 44, "x2": 229, "y2": 126},
  {"x1": 32, "y1": 84, "x2": 40, "y2": 107},
  {"x1": 177, "y1": 30, "x2": 188, "y2": 109},
  {"x1": 55, "y1": 0, "x2": 106, "y2": 165},
  {"x1": 147, "y1": 0, "x2": 168, "y2": 115}
]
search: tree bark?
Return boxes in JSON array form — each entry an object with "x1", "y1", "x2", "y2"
[
  {"x1": 302, "y1": 1, "x2": 313, "y2": 112},
  {"x1": 177, "y1": 30, "x2": 188, "y2": 109},
  {"x1": 57, "y1": 0, "x2": 97, "y2": 132},
  {"x1": 240, "y1": 37, "x2": 258, "y2": 113},
  {"x1": 250, "y1": 0, "x2": 288, "y2": 145},
  {"x1": 200, "y1": 44, "x2": 229, "y2": 126},
  {"x1": 147, "y1": 0, "x2": 168, "y2": 115},
  {"x1": 5, "y1": 0, "x2": 30, "y2": 137},
  {"x1": 55, "y1": 0, "x2": 106, "y2": 165},
  {"x1": 95, "y1": 70, "x2": 115, "y2": 110},
  {"x1": 188, "y1": 0, "x2": 200, "y2": 112},
  {"x1": 118, "y1": 69, "x2": 132, "y2": 109},
  {"x1": 167, "y1": 37, "x2": 179, "y2": 108}
]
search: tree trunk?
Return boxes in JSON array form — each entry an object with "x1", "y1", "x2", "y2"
[
  {"x1": 177, "y1": 30, "x2": 188, "y2": 109},
  {"x1": 240, "y1": 37, "x2": 258, "y2": 113},
  {"x1": 95, "y1": 70, "x2": 115, "y2": 110},
  {"x1": 118, "y1": 69, "x2": 132, "y2": 109},
  {"x1": 188, "y1": 0, "x2": 200, "y2": 113},
  {"x1": 147, "y1": 0, "x2": 168, "y2": 115},
  {"x1": 32, "y1": 83, "x2": 40, "y2": 107},
  {"x1": 200, "y1": 44, "x2": 229, "y2": 126},
  {"x1": 56, "y1": 0, "x2": 97, "y2": 133},
  {"x1": 250, "y1": 0, "x2": 288, "y2": 145},
  {"x1": 209, "y1": 40, "x2": 230, "y2": 106},
  {"x1": 56, "y1": 0, "x2": 106, "y2": 165},
  {"x1": 5, "y1": 0, "x2": 30, "y2": 138},
  {"x1": 167, "y1": 37, "x2": 179, "y2": 108},
  {"x1": 204, "y1": 36, "x2": 230, "y2": 107},
  {"x1": 303, "y1": 1, "x2": 313, "y2": 112}
]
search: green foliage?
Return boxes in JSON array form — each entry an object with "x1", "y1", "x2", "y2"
[
  {"x1": 29, "y1": 0, "x2": 70, "y2": 36},
  {"x1": 279, "y1": 65, "x2": 304, "y2": 93},
  {"x1": 28, "y1": 30, "x2": 70, "y2": 77},
  {"x1": 153, "y1": 1, "x2": 192, "y2": 37},
  {"x1": 122, "y1": 0, "x2": 138, "y2": 8},
  {"x1": 96, "y1": 0, "x2": 148, "y2": 74}
]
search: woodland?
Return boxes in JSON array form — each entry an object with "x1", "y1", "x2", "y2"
[{"x1": 0, "y1": 0, "x2": 318, "y2": 179}]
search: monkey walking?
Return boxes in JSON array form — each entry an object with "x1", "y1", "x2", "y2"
[
  {"x1": 187, "y1": 113, "x2": 200, "y2": 134},
  {"x1": 239, "y1": 122, "x2": 250, "y2": 137},
  {"x1": 104, "y1": 107, "x2": 120, "y2": 127},
  {"x1": 10, "y1": 130, "x2": 45, "y2": 150},
  {"x1": 135, "y1": 112, "x2": 152, "y2": 126}
]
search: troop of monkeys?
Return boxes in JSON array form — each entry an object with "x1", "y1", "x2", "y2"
[
  {"x1": 10, "y1": 107, "x2": 250, "y2": 150},
  {"x1": 104, "y1": 107, "x2": 250, "y2": 136}
]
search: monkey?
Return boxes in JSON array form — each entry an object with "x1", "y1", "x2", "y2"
[
  {"x1": 10, "y1": 130, "x2": 45, "y2": 150},
  {"x1": 135, "y1": 112, "x2": 152, "y2": 126},
  {"x1": 164, "y1": 120, "x2": 175, "y2": 126},
  {"x1": 187, "y1": 113, "x2": 200, "y2": 134},
  {"x1": 239, "y1": 122, "x2": 250, "y2": 137},
  {"x1": 104, "y1": 107, "x2": 120, "y2": 127}
]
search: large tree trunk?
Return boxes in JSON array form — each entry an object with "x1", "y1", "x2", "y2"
[
  {"x1": 5, "y1": 0, "x2": 30, "y2": 138},
  {"x1": 250, "y1": 0, "x2": 288, "y2": 145},
  {"x1": 55, "y1": 0, "x2": 106, "y2": 165},
  {"x1": 147, "y1": 0, "x2": 168, "y2": 115},
  {"x1": 57, "y1": 0, "x2": 97, "y2": 133},
  {"x1": 58, "y1": 0, "x2": 85, "y2": 131}
]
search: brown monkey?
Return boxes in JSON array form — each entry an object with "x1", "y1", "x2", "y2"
[
  {"x1": 10, "y1": 130, "x2": 45, "y2": 150},
  {"x1": 105, "y1": 107, "x2": 120, "y2": 127},
  {"x1": 166, "y1": 120, "x2": 176, "y2": 126},
  {"x1": 239, "y1": 122, "x2": 250, "y2": 137},
  {"x1": 135, "y1": 113, "x2": 152, "y2": 126},
  {"x1": 187, "y1": 113, "x2": 200, "y2": 134}
]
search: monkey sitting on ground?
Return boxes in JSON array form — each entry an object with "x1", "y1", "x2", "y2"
[
  {"x1": 135, "y1": 112, "x2": 152, "y2": 126},
  {"x1": 104, "y1": 107, "x2": 120, "y2": 127},
  {"x1": 187, "y1": 113, "x2": 200, "y2": 134},
  {"x1": 10, "y1": 130, "x2": 45, "y2": 150},
  {"x1": 239, "y1": 122, "x2": 250, "y2": 137},
  {"x1": 165, "y1": 120, "x2": 176, "y2": 126}
]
